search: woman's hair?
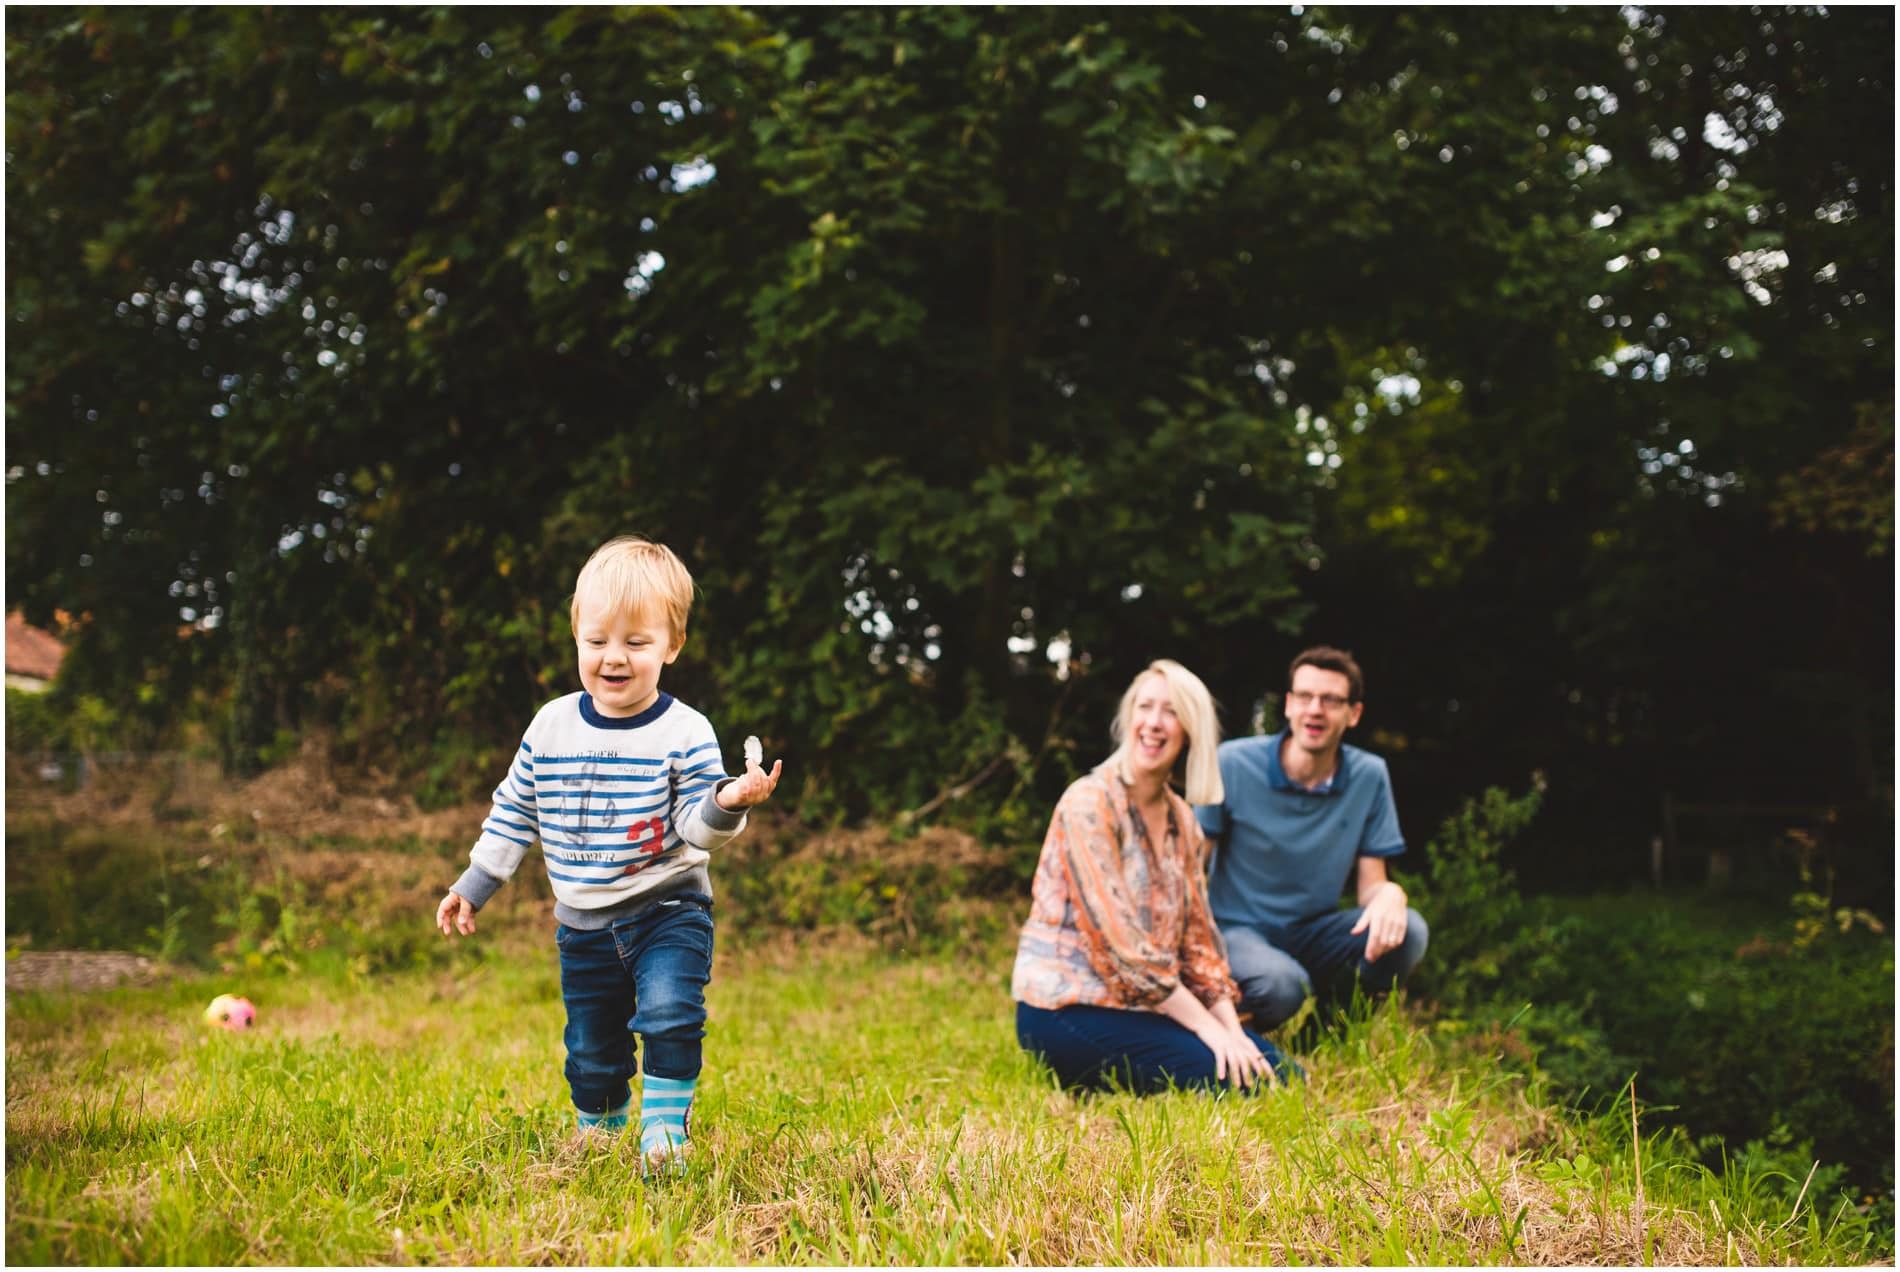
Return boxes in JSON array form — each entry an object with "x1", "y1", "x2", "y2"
[{"x1": 1109, "y1": 658, "x2": 1224, "y2": 805}]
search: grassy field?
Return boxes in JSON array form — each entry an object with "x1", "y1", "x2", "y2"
[
  {"x1": 7, "y1": 919, "x2": 1888, "y2": 1264},
  {"x1": 3, "y1": 768, "x2": 1889, "y2": 1266}
]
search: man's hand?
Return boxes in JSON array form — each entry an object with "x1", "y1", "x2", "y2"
[
  {"x1": 1351, "y1": 882, "x2": 1408, "y2": 963},
  {"x1": 714, "y1": 755, "x2": 783, "y2": 811},
  {"x1": 436, "y1": 890, "x2": 476, "y2": 939}
]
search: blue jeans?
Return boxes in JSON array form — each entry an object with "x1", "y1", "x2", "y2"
[
  {"x1": 555, "y1": 894, "x2": 714, "y2": 1115},
  {"x1": 1015, "y1": 1001, "x2": 1299, "y2": 1095},
  {"x1": 1220, "y1": 907, "x2": 1430, "y2": 1029}
]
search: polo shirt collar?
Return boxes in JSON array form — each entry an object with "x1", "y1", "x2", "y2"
[{"x1": 1267, "y1": 730, "x2": 1348, "y2": 796}]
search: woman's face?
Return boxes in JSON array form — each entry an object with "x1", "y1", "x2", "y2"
[{"x1": 1124, "y1": 672, "x2": 1186, "y2": 781}]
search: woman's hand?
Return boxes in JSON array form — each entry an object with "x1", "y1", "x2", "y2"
[
  {"x1": 1204, "y1": 996, "x2": 1278, "y2": 1089},
  {"x1": 1203, "y1": 1021, "x2": 1277, "y2": 1090},
  {"x1": 1161, "y1": 986, "x2": 1279, "y2": 1090}
]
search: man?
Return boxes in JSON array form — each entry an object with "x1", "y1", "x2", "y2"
[{"x1": 1195, "y1": 646, "x2": 1429, "y2": 1029}]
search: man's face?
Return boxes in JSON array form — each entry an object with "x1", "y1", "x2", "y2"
[{"x1": 1284, "y1": 665, "x2": 1363, "y2": 756}]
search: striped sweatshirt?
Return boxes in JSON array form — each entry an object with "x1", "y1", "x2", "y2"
[{"x1": 450, "y1": 691, "x2": 746, "y2": 929}]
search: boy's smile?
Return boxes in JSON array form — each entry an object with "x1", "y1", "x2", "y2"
[{"x1": 574, "y1": 590, "x2": 681, "y2": 717}]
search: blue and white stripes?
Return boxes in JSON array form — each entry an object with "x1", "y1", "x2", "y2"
[
  {"x1": 577, "y1": 1097, "x2": 632, "y2": 1134},
  {"x1": 452, "y1": 692, "x2": 747, "y2": 917},
  {"x1": 639, "y1": 1073, "x2": 695, "y2": 1166}
]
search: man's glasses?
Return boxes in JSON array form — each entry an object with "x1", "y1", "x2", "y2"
[{"x1": 1287, "y1": 691, "x2": 1352, "y2": 711}]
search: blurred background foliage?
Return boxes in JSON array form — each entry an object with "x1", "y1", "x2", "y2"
[{"x1": 7, "y1": 7, "x2": 1892, "y2": 900}]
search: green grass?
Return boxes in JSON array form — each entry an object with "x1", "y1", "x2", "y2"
[
  {"x1": 6, "y1": 911, "x2": 1888, "y2": 1265},
  {"x1": 3, "y1": 810, "x2": 1887, "y2": 1264}
]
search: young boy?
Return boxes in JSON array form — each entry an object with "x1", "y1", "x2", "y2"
[{"x1": 435, "y1": 535, "x2": 781, "y2": 1170}]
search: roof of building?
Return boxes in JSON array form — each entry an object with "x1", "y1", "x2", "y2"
[{"x1": 6, "y1": 612, "x2": 67, "y2": 682}]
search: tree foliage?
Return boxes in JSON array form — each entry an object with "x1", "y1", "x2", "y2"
[{"x1": 7, "y1": 8, "x2": 1892, "y2": 858}]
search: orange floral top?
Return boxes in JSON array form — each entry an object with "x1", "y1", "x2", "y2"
[{"x1": 1011, "y1": 763, "x2": 1241, "y2": 1012}]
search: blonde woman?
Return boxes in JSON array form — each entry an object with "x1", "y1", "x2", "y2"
[{"x1": 1011, "y1": 659, "x2": 1295, "y2": 1094}]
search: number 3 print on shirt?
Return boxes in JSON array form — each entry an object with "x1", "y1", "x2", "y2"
[{"x1": 623, "y1": 817, "x2": 666, "y2": 874}]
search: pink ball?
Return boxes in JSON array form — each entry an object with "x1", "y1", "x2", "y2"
[{"x1": 203, "y1": 994, "x2": 256, "y2": 1030}]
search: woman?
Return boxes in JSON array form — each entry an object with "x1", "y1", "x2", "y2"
[{"x1": 1012, "y1": 659, "x2": 1295, "y2": 1094}]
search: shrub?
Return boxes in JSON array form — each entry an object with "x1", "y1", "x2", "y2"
[
  {"x1": 1404, "y1": 778, "x2": 1547, "y2": 1013},
  {"x1": 717, "y1": 814, "x2": 1022, "y2": 954},
  {"x1": 4, "y1": 687, "x2": 128, "y2": 756},
  {"x1": 4, "y1": 822, "x2": 243, "y2": 966},
  {"x1": 1404, "y1": 780, "x2": 1893, "y2": 1199},
  {"x1": 5, "y1": 687, "x2": 66, "y2": 752},
  {"x1": 414, "y1": 733, "x2": 515, "y2": 812},
  {"x1": 1551, "y1": 891, "x2": 1894, "y2": 1191}
]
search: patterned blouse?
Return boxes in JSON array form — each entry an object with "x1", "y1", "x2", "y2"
[{"x1": 1011, "y1": 763, "x2": 1241, "y2": 1012}]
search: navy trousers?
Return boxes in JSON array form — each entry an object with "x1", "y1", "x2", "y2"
[
  {"x1": 1220, "y1": 906, "x2": 1430, "y2": 1029},
  {"x1": 555, "y1": 895, "x2": 714, "y2": 1114},
  {"x1": 1015, "y1": 1001, "x2": 1300, "y2": 1095}
]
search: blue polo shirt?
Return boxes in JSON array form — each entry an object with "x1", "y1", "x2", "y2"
[{"x1": 1193, "y1": 732, "x2": 1406, "y2": 934}]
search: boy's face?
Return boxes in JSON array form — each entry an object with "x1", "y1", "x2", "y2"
[{"x1": 573, "y1": 590, "x2": 681, "y2": 718}]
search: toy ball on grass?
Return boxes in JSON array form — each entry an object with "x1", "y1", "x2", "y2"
[{"x1": 203, "y1": 994, "x2": 256, "y2": 1031}]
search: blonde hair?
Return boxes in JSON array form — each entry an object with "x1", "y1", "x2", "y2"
[
  {"x1": 1108, "y1": 658, "x2": 1224, "y2": 805},
  {"x1": 569, "y1": 536, "x2": 696, "y2": 646}
]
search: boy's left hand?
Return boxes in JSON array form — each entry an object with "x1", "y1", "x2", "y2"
[{"x1": 716, "y1": 753, "x2": 783, "y2": 811}]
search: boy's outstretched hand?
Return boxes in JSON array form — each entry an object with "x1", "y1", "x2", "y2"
[
  {"x1": 715, "y1": 739, "x2": 782, "y2": 811},
  {"x1": 436, "y1": 890, "x2": 476, "y2": 938}
]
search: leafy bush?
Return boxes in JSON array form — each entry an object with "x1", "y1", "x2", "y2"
[
  {"x1": 717, "y1": 815, "x2": 1022, "y2": 954},
  {"x1": 1405, "y1": 780, "x2": 1894, "y2": 1202},
  {"x1": 4, "y1": 822, "x2": 243, "y2": 966},
  {"x1": 1404, "y1": 778, "x2": 1547, "y2": 1013},
  {"x1": 4, "y1": 687, "x2": 126, "y2": 756},
  {"x1": 5, "y1": 687, "x2": 64, "y2": 751},
  {"x1": 1540, "y1": 890, "x2": 1894, "y2": 1193},
  {"x1": 1438, "y1": 997, "x2": 1630, "y2": 1110},
  {"x1": 414, "y1": 733, "x2": 516, "y2": 812}
]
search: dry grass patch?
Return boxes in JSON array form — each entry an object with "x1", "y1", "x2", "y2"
[
  {"x1": 5, "y1": 950, "x2": 167, "y2": 994},
  {"x1": 7, "y1": 745, "x2": 485, "y2": 845}
]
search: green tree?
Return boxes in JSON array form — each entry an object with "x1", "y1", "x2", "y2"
[{"x1": 6, "y1": 8, "x2": 1891, "y2": 848}]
